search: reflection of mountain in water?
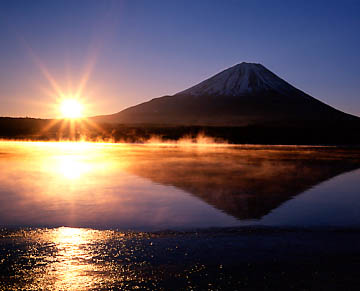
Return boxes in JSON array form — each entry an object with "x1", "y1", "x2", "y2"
[{"x1": 126, "y1": 147, "x2": 360, "y2": 220}]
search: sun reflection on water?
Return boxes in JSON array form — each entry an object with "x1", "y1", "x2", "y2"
[
  {"x1": 35, "y1": 142, "x2": 121, "y2": 182},
  {"x1": 22, "y1": 227, "x2": 121, "y2": 290},
  {"x1": 50, "y1": 227, "x2": 97, "y2": 290},
  {"x1": 2, "y1": 227, "x2": 173, "y2": 290},
  {"x1": 56, "y1": 156, "x2": 92, "y2": 180}
]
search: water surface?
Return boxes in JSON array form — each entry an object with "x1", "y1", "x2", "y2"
[
  {"x1": 1, "y1": 142, "x2": 360, "y2": 290},
  {"x1": 0, "y1": 142, "x2": 239, "y2": 230},
  {"x1": 0, "y1": 142, "x2": 360, "y2": 230}
]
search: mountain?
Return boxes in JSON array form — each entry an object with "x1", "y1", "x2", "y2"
[{"x1": 94, "y1": 62, "x2": 359, "y2": 126}]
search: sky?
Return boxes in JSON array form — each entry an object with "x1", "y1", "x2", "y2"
[{"x1": 0, "y1": 0, "x2": 359, "y2": 118}]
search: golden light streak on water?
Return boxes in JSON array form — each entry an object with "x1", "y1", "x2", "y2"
[
  {"x1": 3, "y1": 227, "x2": 131, "y2": 291},
  {"x1": 56, "y1": 156, "x2": 93, "y2": 180},
  {"x1": 49, "y1": 227, "x2": 100, "y2": 290}
]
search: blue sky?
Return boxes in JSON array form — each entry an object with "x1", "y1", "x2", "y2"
[{"x1": 0, "y1": 0, "x2": 359, "y2": 117}]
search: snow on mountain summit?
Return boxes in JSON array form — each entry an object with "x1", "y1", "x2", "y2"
[{"x1": 176, "y1": 62, "x2": 301, "y2": 97}]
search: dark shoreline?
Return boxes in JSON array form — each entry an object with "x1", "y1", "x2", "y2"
[{"x1": 1, "y1": 117, "x2": 360, "y2": 145}]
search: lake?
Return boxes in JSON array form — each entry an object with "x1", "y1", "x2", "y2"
[
  {"x1": 1, "y1": 141, "x2": 360, "y2": 230},
  {"x1": 1, "y1": 141, "x2": 360, "y2": 290}
]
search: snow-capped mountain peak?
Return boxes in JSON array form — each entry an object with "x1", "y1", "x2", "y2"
[{"x1": 176, "y1": 62, "x2": 299, "y2": 97}]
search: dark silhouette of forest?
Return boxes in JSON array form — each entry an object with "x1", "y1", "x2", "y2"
[{"x1": 0, "y1": 117, "x2": 360, "y2": 145}]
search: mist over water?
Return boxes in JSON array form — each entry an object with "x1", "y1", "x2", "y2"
[{"x1": 0, "y1": 141, "x2": 359, "y2": 230}]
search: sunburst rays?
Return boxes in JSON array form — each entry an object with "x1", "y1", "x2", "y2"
[
  {"x1": 26, "y1": 49, "x2": 106, "y2": 140},
  {"x1": 13, "y1": 32, "x2": 111, "y2": 141}
]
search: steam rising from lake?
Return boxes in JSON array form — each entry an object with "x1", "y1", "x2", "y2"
[{"x1": 0, "y1": 141, "x2": 360, "y2": 230}]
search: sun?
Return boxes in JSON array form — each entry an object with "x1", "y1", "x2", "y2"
[{"x1": 60, "y1": 99, "x2": 83, "y2": 119}]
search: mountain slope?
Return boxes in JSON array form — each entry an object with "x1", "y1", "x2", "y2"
[{"x1": 94, "y1": 62, "x2": 359, "y2": 126}]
